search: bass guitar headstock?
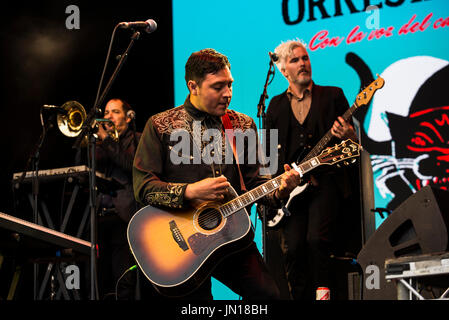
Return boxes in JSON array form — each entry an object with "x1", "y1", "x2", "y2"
[{"x1": 355, "y1": 74, "x2": 385, "y2": 107}]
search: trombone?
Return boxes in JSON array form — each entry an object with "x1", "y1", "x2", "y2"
[{"x1": 55, "y1": 101, "x2": 119, "y2": 142}]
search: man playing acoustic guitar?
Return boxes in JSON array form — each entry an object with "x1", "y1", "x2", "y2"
[{"x1": 132, "y1": 48, "x2": 301, "y2": 299}]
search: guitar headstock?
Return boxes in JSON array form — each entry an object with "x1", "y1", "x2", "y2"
[
  {"x1": 317, "y1": 139, "x2": 361, "y2": 166},
  {"x1": 355, "y1": 74, "x2": 385, "y2": 107}
]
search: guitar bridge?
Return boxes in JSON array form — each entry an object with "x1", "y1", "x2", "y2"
[{"x1": 169, "y1": 220, "x2": 189, "y2": 251}]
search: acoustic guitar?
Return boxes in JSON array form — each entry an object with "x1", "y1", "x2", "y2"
[{"x1": 127, "y1": 139, "x2": 361, "y2": 296}]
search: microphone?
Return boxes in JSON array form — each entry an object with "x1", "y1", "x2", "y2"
[
  {"x1": 269, "y1": 52, "x2": 279, "y2": 62},
  {"x1": 127, "y1": 110, "x2": 136, "y2": 120},
  {"x1": 118, "y1": 19, "x2": 157, "y2": 34},
  {"x1": 42, "y1": 105, "x2": 67, "y2": 114},
  {"x1": 127, "y1": 109, "x2": 138, "y2": 147}
]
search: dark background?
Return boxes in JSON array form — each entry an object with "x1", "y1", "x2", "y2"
[{"x1": 0, "y1": 1, "x2": 173, "y2": 215}]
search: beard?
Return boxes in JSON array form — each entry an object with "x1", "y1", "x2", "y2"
[
  {"x1": 296, "y1": 74, "x2": 312, "y2": 86},
  {"x1": 290, "y1": 67, "x2": 312, "y2": 86}
]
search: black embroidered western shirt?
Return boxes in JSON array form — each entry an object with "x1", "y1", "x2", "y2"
[{"x1": 133, "y1": 97, "x2": 280, "y2": 209}]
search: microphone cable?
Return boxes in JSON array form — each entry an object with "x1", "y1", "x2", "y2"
[
  {"x1": 330, "y1": 253, "x2": 364, "y2": 300},
  {"x1": 115, "y1": 265, "x2": 137, "y2": 300}
]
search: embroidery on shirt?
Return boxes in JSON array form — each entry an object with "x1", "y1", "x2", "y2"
[
  {"x1": 145, "y1": 183, "x2": 186, "y2": 208},
  {"x1": 152, "y1": 107, "x2": 255, "y2": 164},
  {"x1": 152, "y1": 106, "x2": 193, "y2": 135}
]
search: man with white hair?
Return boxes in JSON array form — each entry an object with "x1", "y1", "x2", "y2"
[{"x1": 265, "y1": 39, "x2": 358, "y2": 300}]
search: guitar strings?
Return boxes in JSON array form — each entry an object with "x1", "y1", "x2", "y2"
[
  {"x1": 148, "y1": 142, "x2": 355, "y2": 238},
  {"x1": 157, "y1": 172, "x2": 288, "y2": 232},
  {"x1": 198, "y1": 147, "x2": 346, "y2": 226},
  {"x1": 173, "y1": 143, "x2": 355, "y2": 230},
  {"x1": 195, "y1": 174, "x2": 286, "y2": 227},
  {"x1": 150, "y1": 176, "x2": 286, "y2": 235},
  {"x1": 179, "y1": 157, "x2": 321, "y2": 229}
]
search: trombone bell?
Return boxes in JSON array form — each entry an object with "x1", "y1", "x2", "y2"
[
  {"x1": 55, "y1": 100, "x2": 119, "y2": 143},
  {"x1": 56, "y1": 101, "x2": 87, "y2": 137}
]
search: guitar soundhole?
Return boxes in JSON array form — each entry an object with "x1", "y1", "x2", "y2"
[{"x1": 197, "y1": 208, "x2": 222, "y2": 231}]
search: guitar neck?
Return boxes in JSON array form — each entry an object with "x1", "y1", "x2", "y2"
[
  {"x1": 302, "y1": 102, "x2": 357, "y2": 162},
  {"x1": 219, "y1": 157, "x2": 321, "y2": 218}
]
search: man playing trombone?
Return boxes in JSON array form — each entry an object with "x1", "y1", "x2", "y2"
[{"x1": 96, "y1": 98, "x2": 141, "y2": 299}]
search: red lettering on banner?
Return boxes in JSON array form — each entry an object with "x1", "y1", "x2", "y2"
[
  {"x1": 309, "y1": 30, "x2": 344, "y2": 51},
  {"x1": 421, "y1": 13, "x2": 433, "y2": 31},
  {"x1": 346, "y1": 25, "x2": 366, "y2": 44},
  {"x1": 399, "y1": 13, "x2": 433, "y2": 35},
  {"x1": 307, "y1": 12, "x2": 444, "y2": 51},
  {"x1": 434, "y1": 16, "x2": 449, "y2": 29},
  {"x1": 367, "y1": 26, "x2": 395, "y2": 41}
]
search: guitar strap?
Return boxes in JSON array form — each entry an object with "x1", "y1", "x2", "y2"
[{"x1": 221, "y1": 113, "x2": 247, "y2": 193}]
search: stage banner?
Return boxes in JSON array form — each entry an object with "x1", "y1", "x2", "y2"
[{"x1": 173, "y1": 0, "x2": 449, "y2": 299}]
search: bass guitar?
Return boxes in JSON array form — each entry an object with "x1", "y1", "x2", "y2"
[
  {"x1": 267, "y1": 75, "x2": 385, "y2": 228},
  {"x1": 127, "y1": 139, "x2": 361, "y2": 296}
]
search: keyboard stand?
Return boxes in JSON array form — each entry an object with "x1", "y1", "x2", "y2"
[
  {"x1": 11, "y1": 170, "x2": 90, "y2": 300},
  {"x1": 11, "y1": 166, "x2": 123, "y2": 300},
  {"x1": 0, "y1": 211, "x2": 91, "y2": 300},
  {"x1": 385, "y1": 252, "x2": 449, "y2": 300}
]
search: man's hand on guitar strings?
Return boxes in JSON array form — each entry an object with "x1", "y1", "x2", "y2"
[
  {"x1": 185, "y1": 176, "x2": 231, "y2": 202},
  {"x1": 276, "y1": 164, "x2": 302, "y2": 199},
  {"x1": 331, "y1": 116, "x2": 358, "y2": 141}
]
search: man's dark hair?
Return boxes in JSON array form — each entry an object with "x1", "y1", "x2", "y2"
[
  {"x1": 120, "y1": 99, "x2": 132, "y2": 114},
  {"x1": 185, "y1": 48, "x2": 231, "y2": 87},
  {"x1": 108, "y1": 98, "x2": 132, "y2": 114}
]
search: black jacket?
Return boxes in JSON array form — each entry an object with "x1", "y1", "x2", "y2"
[
  {"x1": 96, "y1": 127, "x2": 141, "y2": 222},
  {"x1": 265, "y1": 83, "x2": 354, "y2": 197},
  {"x1": 133, "y1": 97, "x2": 281, "y2": 209}
]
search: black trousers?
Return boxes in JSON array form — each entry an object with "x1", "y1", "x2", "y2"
[
  {"x1": 281, "y1": 175, "x2": 342, "y2": 300},
  {"x1": 175, "y1": 242, "x2": 280, "y2": 300}
]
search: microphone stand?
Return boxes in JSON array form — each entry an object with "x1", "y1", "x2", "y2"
[
  {"x1": 131, "y1": 116, "x2": 138, "y2": 149},
  {"x1": 257, "y1": 60, "x2": 275, "y2": 121},
  {"x1": 18, "y1": 109, "x2": 53, "y2": 299},
  {"x1": 256, "y1": 54, "x2": 276, "y2": 262},
  {"x1": 73, "y1": 29, "x2": 141, "y2": 300}
]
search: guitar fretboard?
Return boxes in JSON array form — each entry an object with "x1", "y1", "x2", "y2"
[
  {"x1": 303, "y1": 102, "x2": 358, "y2": 162},
  {"x1": 219, "y1": 156, "x2": 321, "y2": 217}
]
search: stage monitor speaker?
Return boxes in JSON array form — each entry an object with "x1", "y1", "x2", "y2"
[{"x1": 357, "y1": 186, "x2": 449, "y2": 300}]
